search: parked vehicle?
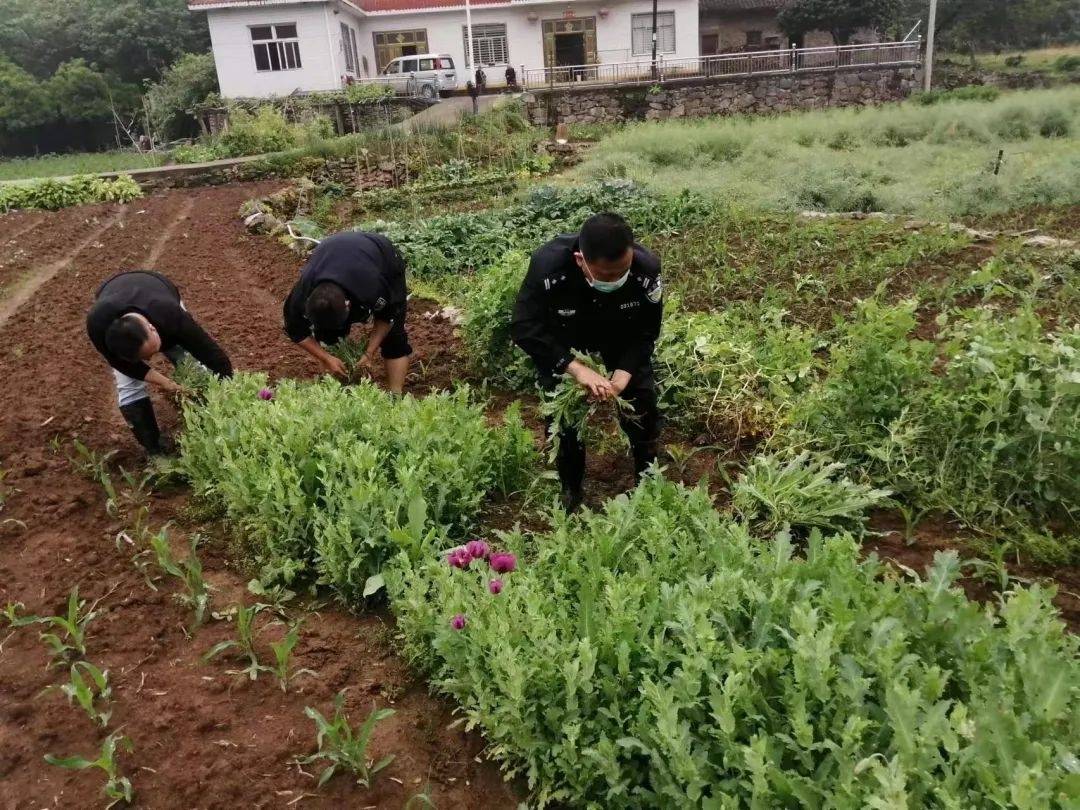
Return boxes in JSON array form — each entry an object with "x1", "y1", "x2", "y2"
[{"x1": 379, "y1": 53, "x2": 457, "y2": 98}]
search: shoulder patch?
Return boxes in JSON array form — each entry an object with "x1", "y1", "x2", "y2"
[{"x1": 646, "y1": 277, "x2": 663, "y2": 304}]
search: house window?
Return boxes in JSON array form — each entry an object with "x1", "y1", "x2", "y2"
[
  {"x1": 373, "y1": 29, "x2": 429, "y2": 72},
  {"x1": 745, "y1": 30, "x2": 762, "y2": 47},
  {"x1": 341, "y1": 23, "x2": 360, "y2": 74},
  {"x1": 631, "y1": 12, "x2": 675, "y2": 57},
  {"x1": 251, "y1": 23, "x2": 302, "y2": 72},
  {"x1": 463, "y1": 23, "x2": 509, "y2": 67},
  {"x1": 765, "y1": 36, "x2": 781, "y2": 49}
]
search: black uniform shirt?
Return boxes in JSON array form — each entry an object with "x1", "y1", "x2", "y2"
[
  {"x1": 283, "y1": 231, "x2": 408, "y2": 345},
  {"x1": 511, "y1": 234, "x2": 663, "y2": 378},
  {"x1": 86, "y1": 271, "x2": 233, "y2": 381}
]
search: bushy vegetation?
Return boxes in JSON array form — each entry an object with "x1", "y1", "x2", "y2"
[
  {"x1": 172, "y1": 107, "x2": 336, "y2": 164},
  {"x1": 0, "y1": 174, "x2": 142, "y2": 211},
  {"x1": 577, "y1": 87, "x2": 1080, "y2": 220},
  {"x1": 390, "y1": 476, "x2": 1080, "y2": 807},
  {"x1": 179, "y1": 375, "x2": 535, "y2": 600},
  {"x1": 144, "y1": 52, "x2": 219, "y2": 141}
]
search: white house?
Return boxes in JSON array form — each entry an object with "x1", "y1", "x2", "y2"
[{"x1": 188, "y1": 0, "x2": 700, "y2": 98}]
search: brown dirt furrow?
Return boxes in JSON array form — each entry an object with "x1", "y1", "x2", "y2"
[{"x1": 0, "y1": 183, "x2": 519, "y2": 810}]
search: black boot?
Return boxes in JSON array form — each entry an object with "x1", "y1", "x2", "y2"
[
  {"x1": 119, "y1": 398, "x2": 165, "y2": 455},
  {"x1": 555, "y1": 428, "x2": 586, "y2": 514},
  {"x1": 632, "y1": 439, "x2": 660, "y2": 484},
  {"x1": 560, "y1": 483, "x2": 584, "y2": 514}
]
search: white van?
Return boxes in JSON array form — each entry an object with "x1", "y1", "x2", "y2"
[{"x1": 380, "y1": 53, "x2": 457, "y2": 98}]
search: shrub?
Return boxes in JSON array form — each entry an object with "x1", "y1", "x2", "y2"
[
  {"x1": 389, "y1": 476, "x2": 1080, "y2": 808},
  {"x1": 991, "y1": 105, "x2": 1034, "y2": 140},
  {"x1": 1054, "y1": 54, "x2": 1080, "y2": 73},
  {"x1": 1038, "y1": 108, "x2": 1071, "y2": 138},
  {"x1": 145, "y1": 53, "x2": 219, "y2": 140},
  {"x1": 179, "y1": 375, "x2": 535, "y2": 600},
  {"x1": 458, "y1": 251, "x2": 535, "y2": 388},
  {"x1": 0, "y1": 174, "x2": 142, "y2": 211}
]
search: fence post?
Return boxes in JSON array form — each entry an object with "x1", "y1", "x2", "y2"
[
  {"x1": 521, "y1": 63, "x2": 526, "y2": 90},
  {"x1": 835, "y1": 45, "x2": 840, "y2": 69},
  {"x1": 791, "y1": 42, "x2": 797, "y2": 73}
]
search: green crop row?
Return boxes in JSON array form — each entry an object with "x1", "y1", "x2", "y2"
[
  {"x1": 179, "y1": 375, "x2": 535, "y2": 600},
  {"x1": 0, "y1": 174, "x2": 142, "y2": 212},
  {"x1": 389, "y1": 475, "x2": 1080, "y2": 807}
]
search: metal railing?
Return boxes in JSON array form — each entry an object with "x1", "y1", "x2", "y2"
[{"x1": 522, "y1": 40, "x2": 921, "y2": 90}]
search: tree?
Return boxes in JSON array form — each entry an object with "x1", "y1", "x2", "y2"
[
  {"x1": 47, "y1": 60, "x2": 114, "y2": 123},
  {"x1": 145, "y1": 53, "x2": 220, "y2": 140},
  {"x1": 0, "y1": 59, "x2": 52, "y2": 135},
  {"x1": 891, "y1": 0, "x2": 1080, "y2": 51},
  {"x1": 779, "y1": 0, "x2": 902, "y2": 45}
]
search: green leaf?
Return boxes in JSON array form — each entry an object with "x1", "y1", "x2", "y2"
[{"x1": 362, "y1": 574, "x2": 385, "y2": 598}]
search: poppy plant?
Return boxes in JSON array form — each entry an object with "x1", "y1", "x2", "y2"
[
  {"x1": 258, "y1": 388, "x2": 275, "y2": 401},
  {"x1": 450, "y1": 613, "x2": 467, "y2": 630},
  {"x1": 465, "y1": 540, "x2": 491, "y2": 560},
  {"x1": 489, "y1": 579, "x2": 503, "y2": 595},
  {"x1": 489, "y1": 552, "x2": 517, "y2": 574}
]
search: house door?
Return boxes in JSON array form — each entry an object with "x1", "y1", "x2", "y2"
[
  {"x1": 543, "y1": 18, "x2": 597, "y2": 75},
  {"x1": 701, "y1": 33, "x2": 719, "y2": 55},
  {"x1": 555, "y1": 33, "x2": 586, "y2": 67}
]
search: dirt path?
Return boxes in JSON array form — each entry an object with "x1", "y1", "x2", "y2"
[{"x1": 0, "y1": 184, "x2": 518, "y2": 809}]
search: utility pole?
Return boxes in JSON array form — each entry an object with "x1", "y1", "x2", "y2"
[
  {"x1": 650, "y1": 0, "x2": 659, "y2": 79},
  {"x1": 465, "y1": 0, "x2": 476, "y2": 82},
  {"x1": 923, "y1": 0, "x2": 938, "y2": 91}
]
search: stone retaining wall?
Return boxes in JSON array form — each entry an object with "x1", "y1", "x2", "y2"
[{"x1": 526, "y1": 66, "x2": 918, "y2": 125}]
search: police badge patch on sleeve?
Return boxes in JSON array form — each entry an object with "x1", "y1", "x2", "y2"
[{"x1": 646, "y1": 278, "x2": 663, "y2": 304}]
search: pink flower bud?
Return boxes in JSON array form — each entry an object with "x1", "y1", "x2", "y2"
[
  {"x1": 258, "y1": 388, "x2": 274, "y2": 401},
  {"x1": 488, "y1": 579, "x2": 503, "y2": 595},
  {"x1": 489, "y1": 552, "x2": 517, "y2": 574},
  {"x1": 465, "y1": 540, "x2": 491, "y2": 560},
  {"x1": 450, "y1": 613, "x2": 467, "y2": 630}
]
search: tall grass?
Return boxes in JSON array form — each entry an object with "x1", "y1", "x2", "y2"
[
  {"x1": 0, "y1": 151, "x2": 165, "y2": 182},
  {"x1": 576, "y1": 86, "x2": 1080, "y2": 220}
]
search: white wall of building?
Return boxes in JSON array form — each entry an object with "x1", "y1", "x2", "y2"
[
  {"x1": 206, "y1": 0, "x2": 700, "y2": 97},
  {"x1": 359, "y1": 0, "x2": 699, "y2": 83},
  {"x1": 207, "y1": 4, "x2": 341, "y2": 98}
]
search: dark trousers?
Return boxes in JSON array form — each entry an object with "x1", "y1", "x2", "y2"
[{"x1": 542, "y1": 363, "x2": 662, "y2": 491}]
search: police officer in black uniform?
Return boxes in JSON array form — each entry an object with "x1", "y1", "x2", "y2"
[
  {"x1": 87, "y1": 271, "x2": 233, "y2": 454},
  {"x1": 283, "y1": 230, "x2": 412, "y2": 393},
  {"x1": 512, "y1": 212, "x2": 663, "y2": 511}
]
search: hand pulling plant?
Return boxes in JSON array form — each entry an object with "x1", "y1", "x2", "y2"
[
  {"x1": 299, "y1": 691, "x2": 396, "y2": 788},
  {"x1": 540, "y1": 352, "x2": 634, "y2": 463},
  {"x1": 45, "y1": 732, "x2": 134, "y2": 808},
  {"x1": 42, "y1": 661, "x2": 113, "y2": 728}
]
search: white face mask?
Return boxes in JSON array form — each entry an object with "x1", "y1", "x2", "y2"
[{"x1": 579, "y1": 254, "x2": 630, "y2": 293}]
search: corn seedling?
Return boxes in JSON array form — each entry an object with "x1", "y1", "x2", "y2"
[
  {"x1": 268, "y1": 619, "x2": 317, "y2": 692},
  {"x1": 3, "y1": 601, "x2": 41, "y2": 628},
  {"x1": 38, "y1": 587, "x2": 100, "y2": 667},
  {"x1": 69, "y1": 440, "x2": 119, "y2": 509},
  {"x1": 42, "y1": 661, "x2": 112, "y2": 727},
  {"x1": 203, "y1": 603, "x2": 269, "y2": 681},
  {"x1": 45, "y1": 732, "x2": 133, "y2": 808},
  {"x1": 299, "y1": 691, "x2": 395, "y2": 788},
  {"x1": 149, "y1": 532, "x2": 212, "y2": 629}
]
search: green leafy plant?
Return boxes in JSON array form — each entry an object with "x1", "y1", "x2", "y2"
[
  {"x1": 299, "y1": 691, "x2": 396, "y2": 788},
  {"x1": 389, "y1": 476, "x2": 1080, "y2": 808},
  {"x1": 38, "y1": 587, "x2": 100, "y2": 667},
  {"x1": 730, "y1": 449, "x2": 892, "y2": 534},
  {"x1": 539, "y1": 353, "x2": 633, "y2": 463},
  {"x1": 43, "y1": 661, "x2": 113, "y2": 727},
  {"x1": 45, "y1": 732, "x2": 134, "y2": 808},
  {"x1": 149, "y1": 532, "x2": 212, "y2": 629},
  {"x1": 268, "y1": 619, "x2": 317, "y2": 692},
  {"x1": 0, "y1": 174, "x2": 141, "y2": 212},
  {"x1": 203, "y1": 603, "x2": 268, "y2": 681}
]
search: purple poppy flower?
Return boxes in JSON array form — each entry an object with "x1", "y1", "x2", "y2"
[
  {"x1": 465, "y1": 540, "x2": 491, "y2": 560},
  {"x1": 446, "y1": 548, "x2": 471, "y2": 569},
  {"x1": 488, "y1": 579, "x2": 503, "y2": 595},
  {"x1": 258, "y1": 388, "x2": 275, "y2": 401},
  {"x1": 450, "y1": 613, "x2": 467, "y2": 630},
  {"x1": 489, "y1": 552, "x2": 517, "y2": 574}
]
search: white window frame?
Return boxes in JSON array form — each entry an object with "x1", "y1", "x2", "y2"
[
  {"x1": 462, "y1": 23, "x2": 509, "y2": 67},
  {"x1": 631, "y1": 12, "x2": 676, "y2": 57},
  {"x1": 251, "y1": 23, "x2": 302, "y2": 72},
  {"x1": 341, "y1": 22, "x2": 360, "y2": 74}
]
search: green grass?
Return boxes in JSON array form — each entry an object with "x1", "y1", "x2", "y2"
[
  {"x1": 947, "y1": 44, "x2": 1080, "y2": 74},
  {"x1": 0, "y1": 151, "x2": 166, "y2": 182},
  {"x1": 575, "y1": 86, "x2": 1080, "y2": 221}
]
